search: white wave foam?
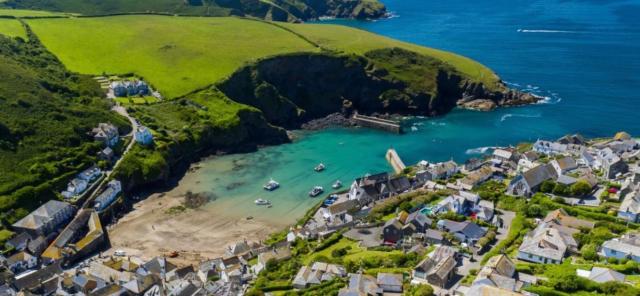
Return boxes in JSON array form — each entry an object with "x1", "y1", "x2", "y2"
[
  {"x1": 517, "y1": 29, "x2": 580, "y2": 33},
  {"x1": 500, "y1": 113, "x2": 541, "y2": 122},
  {"x1": 466, "y1": 146, "x2": 494, "y2": 155}
]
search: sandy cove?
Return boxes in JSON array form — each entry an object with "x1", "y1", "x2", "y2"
[{"x1": 107, "y1": 188, "x2": 280, "y2": 266}]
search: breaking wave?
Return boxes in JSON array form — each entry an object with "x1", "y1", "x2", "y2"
[{"x1": 465, "y1": 146, "x2": 494, "y2": 155}]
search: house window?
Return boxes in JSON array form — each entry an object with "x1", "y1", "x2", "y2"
[
  {"x1": 611, "y1": 249, "x2": 617, "y2": 255},
  {"x1": 528, "y1": 254, "x2": 532, "y2": 259}
]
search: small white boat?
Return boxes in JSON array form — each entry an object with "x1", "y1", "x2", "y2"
[
  {"x1": 314, "y1": 163, "x2": 325, "y2": 172},
  {"x1": 332, "y1": 180, "x2": 342, "y2": 189},
  {"x1": 309, "y1": 186, "x2": 324, "y2": 197},
  {"x1": 255, "y1": 198, "x2": 271, "y2": 205},
  {"x1": 263, "y1": 179, "x2": 280, "y2": 191}
]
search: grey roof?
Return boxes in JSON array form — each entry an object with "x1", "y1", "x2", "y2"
[
  {"x1": 439, "y1": 220, "x2": 486, "y2": 239},
  {"x1": 602, "y1": 236, "x2": 640, "y2": 258},
  {"x1": 588, "y1": 267, "x2": 625, "y2": 283},
  {"x1": 522, "y1": 164, "x2": 557, "y2": 188},
  {"x1": 384, "y1": 218, "x2": 402, "y2": 230},
  {"x1": 12, "y1": 200, "x2": 73, "y2": 231},
  {"x1": 556, "y1": 174, "x2": 577, "y2": 185},
  {"x1": 406, "y1": 211, "x2": 431, "y2": 227},
  {"x1": 425, "y1": 229, "x2": 444, "y2": 241},
  {"x1": 376, "y1": 273, "x2": 402, "y2": 287},
  {"x1": 519, "y1": 227, "x2": 567, "y2": 261},
  {"x1": 554, "y1": 157, "x2": 577, "y2": 171}
]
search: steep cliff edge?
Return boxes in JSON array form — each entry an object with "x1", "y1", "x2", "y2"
[{"x1": 217, "y1": 48, "x2": 539, "y2": 128}]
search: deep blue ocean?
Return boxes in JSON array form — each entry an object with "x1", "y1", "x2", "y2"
[{"x1": 189, "y1": 0, "x2": 640, "y2": 224}]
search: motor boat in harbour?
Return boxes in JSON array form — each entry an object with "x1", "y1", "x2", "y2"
[
  {"x1": 263, "y1": 179, "x2": 280, "y2": 191},
  {"x1": 309, "y1": 186, "x2": 324, "y2": 197},
  {"x1": 332, "y1": 180, "x2": 342, "y2": 189},
  {"x1": 314, "y1": 163, "x2": 325, "y2": 172},
  {"x1": 255, "y1": 198, "x2": 271, "y2": 205}
]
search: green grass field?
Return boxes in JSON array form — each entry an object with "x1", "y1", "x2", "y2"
[
  {"x1": 0, "y1": 19, "x2": 25, "y2": 39},
  {"x1": 26, "y1": 15, "x2": 501, "y2": 99},
  {"x1": 280, "y1": 22, "x2": 500, "y2": 89},
  {"x1": 27, "y1": 16, "x2": 318, "y2": 98},
  {"x1": 0, "y1": 8, "x2": 74, "y2": 17}
]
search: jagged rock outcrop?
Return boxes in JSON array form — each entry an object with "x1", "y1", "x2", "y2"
[{"x1": 457, "y1": 81, "x2": 540, "y2": 111}]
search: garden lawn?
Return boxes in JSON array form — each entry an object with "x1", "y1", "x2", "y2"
[
  {"x1": 303, "y1": 237, "x2": 404, "y2": 265},
  {"x1": 0, "y1": 19, "x2": 25, "y2": 39},
  {"x1": 27, "y1": 16, "x2": 318, "y2": 98},
  {"x1": 280, "y1": 22, "x2": 501, "y2": 90}
]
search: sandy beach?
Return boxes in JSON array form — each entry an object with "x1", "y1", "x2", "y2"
[{"x1": 107, "y1": 186, "x2": 281, "y2": 265}]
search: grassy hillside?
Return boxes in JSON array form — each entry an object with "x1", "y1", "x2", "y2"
[
  {"x1": 26, "y1": 15, "x2": 501, "y2": 98},
  {"x1": 280, "y1": 22, "x2": 501, "y2": 89},
  {"x1": 0, "y1": 34, "x2": 129, "y2": 225},
  {"x1": 27, "y1": 16, "x2": 319, "y2": 98},
  {"x1": 2, "y1": 0, "x2": 386, "y2": 21},
  {"x1": 0, "y1": 7, "x2": 74, "y2": 16},
  {"x1": 0, "y1": 18, "x2": 25, "y2": 38}
]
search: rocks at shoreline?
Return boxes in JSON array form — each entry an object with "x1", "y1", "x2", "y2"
[{"x1": 301, "y1": 113, "x2": 357, "y2": 130}]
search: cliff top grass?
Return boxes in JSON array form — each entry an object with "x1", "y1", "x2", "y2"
[
  {"x1": 0, "y1": 8, "x2": 75, "y2": 17},
  {"x1": 26, "y1": 15, "x2": 502, "y2": 98},
  {"x1": 0, "y1": 18, "x2": 25, "y2": 39},
  {"x1": 280, "y1": 22, "x2": 501, "y2": 90},
  {"x1": 27, "y1": 16, "x2": 319, "y2": 98}
]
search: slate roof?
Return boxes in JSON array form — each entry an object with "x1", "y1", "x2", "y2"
[
  {"x1": 522, "y1": 164, "x2": 557, "y2": 188},
  {"x1": 554, "y1": 157, "x2": 577, "y2": 171},
  {"x1": 588, "y1": 267, "x2": 625, "y2": 283},
  {"x1": 493, "y1": 149, "x2": 513, "y2": 160},
  {"x1": 620, "y1": 193, "x2": 640, "y2": 214},
  {"x1": 438, "y1": 220, "x2": 486, "y2": 239},
  {"x1": 12, "y1": 200, "x2": 73, "y2": 231},
  {"x1": 602, "y1": 236, "x2": 640, "y2": 258},
  {"x1": 425, "y1": 229, "x2": 444, "y2": 241},
  {"x1": 543, "y1": 209, "x2": 595, "y2": 230},
  {"x1": 376, "y1": 273, "x2": 402, "y2": 287},
  {"x1": 328, "y1": 200, "x2": 359, "y2": 215},
  {"x1": 406, "y1": 211, "x2": 431, "y2": 227},
  {"x1": 518, "y1": 227, "x2": 567, "y2": 261}
]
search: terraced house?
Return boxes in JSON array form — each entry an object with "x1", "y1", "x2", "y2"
[{"x1": 12, "y1": 200, "x2": 75, "y2": 237}]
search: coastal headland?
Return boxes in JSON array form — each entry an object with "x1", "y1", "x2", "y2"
[{"x1": 1, "y1": 12, "x2": 539, "y2": 264}]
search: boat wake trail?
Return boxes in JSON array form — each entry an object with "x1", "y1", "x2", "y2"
[
  {"x1": 517, "y1": 28, "x2": 580, "y2": 34},
  {"x1": 500, "y1": 113, "x2": 542, "y2": 122}
]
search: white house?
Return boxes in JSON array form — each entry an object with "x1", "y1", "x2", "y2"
[
  {"x1": 134, "y1": 126, "x2": 153, "y2": 145},
  {"x1": 533, "y1": 140, "x2": 567, "y2": 155},
  {"x1": 61, "y1": 178, "x2": 88, "y2": 199},
  {"x1": 78, "y1": 166, "x2": 102, "y2": 182},
  {"x1": 550, "y1": 157, "x2": 578, "y2": 176},
  {"x1": 517, "y1": 226, "x2": 568, "y2": 264},
  {"x1": 94, "y1": 180, "x2": 122, "y2": 212},
  {"x1": 92, "y1": 123, "x2": 119, "y2": 147},
  {"x1": 618, "y1": 192, "x2": 640, "y2": 223}
]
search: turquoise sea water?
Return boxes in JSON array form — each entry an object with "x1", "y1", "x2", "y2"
[{"x1": 186, "y1": 0, "x2": 640, "y2": 226}]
